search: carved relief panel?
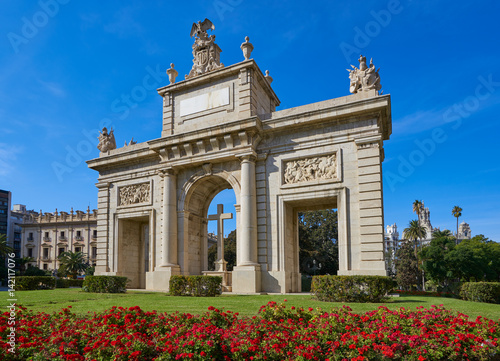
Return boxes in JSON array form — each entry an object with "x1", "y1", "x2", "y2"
[
  {"x1": 118, "y1": 182, "x2": 151, "y2": 207},
  {"x1": 282, "y1": 152, "x2": 340, "y2": 187}
]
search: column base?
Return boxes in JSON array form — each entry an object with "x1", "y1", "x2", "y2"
[
  {"x1": 232, "y1": 264, "x2": 261, "y2": 294},
  {"x1": 146, "y1": 266, "x2": 181, "y2": 292}
]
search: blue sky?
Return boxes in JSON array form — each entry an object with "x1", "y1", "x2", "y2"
[{"x1": 1, "y1": 1, "x2": 499, "y2": 241}]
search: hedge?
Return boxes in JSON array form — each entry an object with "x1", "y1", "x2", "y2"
[
  {"x1": 311, "y1": 275, "x2": 393, "y2": 302},
  {"x1": 56, "y1": 279, "x2": 85, "y2": 288},
  {"x1": 460, "y1": 282, "x2": 500, "y2": 304},
  {"x1": 16, "y1": 276, "x2": 56, "y2": 291},
  {"x1": 82, "y1": 276, "x2": 128, "y2": 293},
  {"x1": 169, "y1": 275, "x2": 222, "y2": 297}
]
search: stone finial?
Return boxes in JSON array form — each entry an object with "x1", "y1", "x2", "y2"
[
  {"x1": 166, "y1": 63, "x2": 178, "y2": 84},
  {"x1": 241, "y1": 36, "x2": 253, "y2": 60},
  {"x1": 347, "y1": 54, "x2": 381, "y2": 94},
  {"x1": 264, "y1": 70, "x2": 273, "y2": 84},
  {"x1": 70, "y1": 207, "x2": 74, "y2": 215}
]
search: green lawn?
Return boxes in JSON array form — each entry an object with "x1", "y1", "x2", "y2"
[{"x1": 3, "y1": 288, "x2": 499, "y2": 320}]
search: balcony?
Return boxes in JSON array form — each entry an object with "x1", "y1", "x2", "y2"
[
  {"x1": 27, "y1": 237, "x2": 34, "y2": 242},
  {"x1": 91, "y1": 233, "x2": 97, "y2": 239},
  {"x1": 42, "y1": 237, "x2": 51, "y2": 242},
  {"x1": 59, "y1": 236, "x2": 67, "y2": 241},
  {"x1": 42, "y1": 256, "x2": 51, "y2": 261},
  {"x1": 75, "y1": 236, "x2": 83, "y2": 241}
]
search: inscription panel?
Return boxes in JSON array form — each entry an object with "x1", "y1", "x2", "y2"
[{"x1": 179, "y1": 87, "x2": 230, "y2": 117}]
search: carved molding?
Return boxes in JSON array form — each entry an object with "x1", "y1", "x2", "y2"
[
  {"x1": 118, "y1": 183, "x2": 150, "y2": 206},
  {"x1": 283, "y1": 153, "x2": 337, "y2": 185}
]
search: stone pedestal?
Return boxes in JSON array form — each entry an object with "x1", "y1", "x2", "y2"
[
  {"x1": 146, "y1": 266, "x2": 181, "y2": 292},
  {"x1": 232, "y1": 264, "x2": 261, "y2": 293}
]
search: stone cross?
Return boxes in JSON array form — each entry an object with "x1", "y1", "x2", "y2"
[{"x1": 208, "y1": 204, "x2": 233, "y2": 272}]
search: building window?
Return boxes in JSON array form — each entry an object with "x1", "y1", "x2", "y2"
[
  {"x1": 43, "y1": 264, "x2": 48, "y2": 270},
  {"x1": 43, "y1": 248, "x2": 49, "y2": 260},
  {"x1": 14, "y1": 241, "x2": 20, "y2": 250},
  {"x1": 58, "y1": 247, "x2": 65, "y2": 257},
  {"x1": 60, "y1": 231, "x2": 65, "y2": 238},
  {"x1": 44, "y1": 232, "x2": 49, "y2": 238},
  {"x1": 28, "y1": 248, "x2": 33, "y2": 258},
  {"x1": 75, "y1": 247, "x2": 81, "y2": 253},
  {"x1": 76, "y1": 230, "x2": 81, "y2": 237},
  {"x1": 92, "y1": 247, "x2": 97, "y2": 259},
  {"x1": 28, "y1": 232, "x2": 34, "y2": 241},
  {"x1": 93, "y1": 230, "x2": 97, "y2": 238}
]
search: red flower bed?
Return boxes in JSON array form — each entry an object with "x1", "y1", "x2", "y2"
[{"x1": 1, "y1": 301, "x2": 498, "y2": 360}]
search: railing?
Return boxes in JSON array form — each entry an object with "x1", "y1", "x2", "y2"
[
  {"x1": 75, "y1": 236, "x2": 83, "y2": 241},
  {"x1": 27, "y1": 237, "x2": 34, "y2": 242},
  {"x1": 59, "y1": 236, "x2": 67, "y2": 241},
  {"x1": 42, "y1": 237, "x2": 51, "y2": 242}
]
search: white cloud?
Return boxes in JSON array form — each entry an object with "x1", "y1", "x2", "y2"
[{"x1": 0, "y1": 143, "x2": 23, "y2": 177}]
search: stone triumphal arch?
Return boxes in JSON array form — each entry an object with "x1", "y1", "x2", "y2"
[{"x1": 87, "y1": 20, "x2": 392, "y2": 293}]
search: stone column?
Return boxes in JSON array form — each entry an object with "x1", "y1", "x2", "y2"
[
  {"x1": 148, "y1": 169, "x2": 180, "y2": 292},
  {"x1": 160, "y1": 169, "x2": 178, "y2": 267},
  {"x1": 232, "y1": 154, "x2": 261, "y2": 293},
  {"x1": 238, "y1": 155, "x2": 258, "y2": 266}
]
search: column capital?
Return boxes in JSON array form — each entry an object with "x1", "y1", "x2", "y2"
[
  {"x1": 158, "y1": 167, "x2": 177, "y2": 178},
  {"x1": 238, "y1": 153, "x2": 257, "y2": 163}
]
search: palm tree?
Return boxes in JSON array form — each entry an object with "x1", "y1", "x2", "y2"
[
  {"x1": 412, "y1": 200, "x2": 423, "y2": 224},
  {"x1": 0, "y1": 234, "x2": 14, "y2": 258},
  {"x1": 431, "y1": 229, "x2": 454, "y2": 240},
  {"x1": 452, "y1": 206, "x2": 462, "y2": 244},
  {"x1": 58, "y1": 251, "x2": 88, "y2": 278},
  {"x1": 16, "y1": 257, "x2": 34, "y2": 275},
  {"x1": 403, "y1": 220, "x2": 427, "y2": 257}
]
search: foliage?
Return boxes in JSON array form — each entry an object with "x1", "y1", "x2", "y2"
[
  {"x1": 311, "y1": 275, "x2": 393, "y2": 302},
  {"x1": 56, "y1": 279, "x2": 85, "y2": 288},
  {"x1": 14, "y1": 257, "x2": 33, "y2": 275},
  {"x1": 15, "y1": 276, "x2": 56, "y2": 290},
  {"x1": 207, "y1": 230, "x2": 236, "y2": 271},
  {"x1": 298, "y1": 209, "x2": 338, "y2": 276},
  {"x1": 460, "y1": 282, "x2": 500, "y2": 304},
  {"x1": 452, "y1": 205, "x2": 463, "y2": 243},
  {"x1": 82, "y1": 275, "x2": 128, "y2": 293},
  {"x1": 412, "y1": 199, "x2": 422, "y2": 222},
  {"x1": 396, "y1": 240, "x2": 420, "y2": 290},
  {"x1": 420, "y1": 236, "x2": 456, "y2": 285},
  {"x1": 0, "y1": 234, "x2": 13, "y2": 258},
  {"x1": 403, "y1": 219, "x2": 427, "y2": 257},
  {"x1": 58, "y1": 251, "x2": 88, "y2": 278},
  {"x1": 24, "y1": 265, "x2": 48, "y2": 277},
  {"x1": 169, "y1": 275, "x2": 222, "y2": 297},
  {"x1": 85, "y1": 265, "x2": 95, "y2": 276},
  {"x1": 1, "y1": 302, "x2": 498, "y2": 360},
  {"x1": 432, "y1": 229, "x2": 454, "y2": 240}
]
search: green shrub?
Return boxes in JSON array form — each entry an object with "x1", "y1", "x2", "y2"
[
  {"x1": 56, "y1": 278, "x2": 69, "y2": 288},
  {"x1": 311, "y1": 275, "x2": 393, "y2": 302},
  {"x1": 56, "y1": 278, "x2": 85, "y2": 288},
  {"x1": 82, "y1": 276, "x2": 128, "y2": 293},
  {"x1": 460, "y1": 282, "x2": 500, "y2": 304},
  {"x1": 169, "y1": 275, "x2": 222, "y2": 297},
  {"x1": 16, "y1": 276, "x2": 56, "y2": 290},
  {"x1": 24, "y1": 266, "x2": 48, "y2": 277}
]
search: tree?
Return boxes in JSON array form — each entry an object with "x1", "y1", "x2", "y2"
[
  {"x1": 58, "y1": 251, "x2": 88, "y2": 278},
  {"x1": 298, "y1": 209, "x2": 338, "y2": 276},
  {"x1": 412, "y1": 200, "x2": 422, "y2": 224},
  {"x1": 403, "y1": 220, "x2": 427, "y2": 257},
  {"x1": 451, "y1": 206, "x2": 462, "y2": 244},
  {"x1": 420, "y1": 236, "x2": 456, "y2": 286},
  {"x1": 0, "y1": 234, "x2": 14, "y2": 258},
  {"x1": 395, "y1": 241, "x2": 420, "y2": 290},
  {"x1": 431, "y1": 229, "x2": 454, "y2": 240},
  {"x1": 15, "y1": 257, "x2": 34, "y2": 275},
  {"x1": 207, "y1": 230, "x2": 236, "y2": 271}
]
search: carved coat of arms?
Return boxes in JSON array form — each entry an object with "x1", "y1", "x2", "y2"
[
  {"x1": 186, "y1": 19, "x2": 224, "y2": 79},
  {"x1": 348, "y1": 55, "x2": 382, "y2": 94}
]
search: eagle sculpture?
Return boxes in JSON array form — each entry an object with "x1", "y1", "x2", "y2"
[{"x1": 190, "y1": 18, "x2": 215, "y2": 38}]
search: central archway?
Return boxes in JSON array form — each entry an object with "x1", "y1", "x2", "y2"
[{"x1": 178, "y1": 169, "x2": 241, "y2": 277}]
